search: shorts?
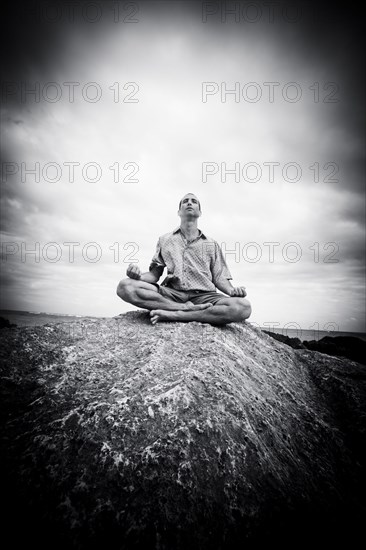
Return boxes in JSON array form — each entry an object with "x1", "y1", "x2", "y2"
[{"x1": 152, "y1": 284, "x2": 228, "y2": 306}]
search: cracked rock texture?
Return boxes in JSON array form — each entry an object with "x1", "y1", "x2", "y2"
[{"x1": 0, "y1": 311, "x2": 365, "y2": 549}]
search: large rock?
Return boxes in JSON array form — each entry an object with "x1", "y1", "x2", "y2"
[
  {"x1": 304, "y1": 335, "x2": 366, "y2": 365},
  {"x1": 262, "y1": 329, "x2": 306, "y2": 349},
  {"x1": 0, "y1": 311, "x2": 365, "y2": 549},
  {"x1": 0, "y1": 315, "x2": 16, "y2": 329}
]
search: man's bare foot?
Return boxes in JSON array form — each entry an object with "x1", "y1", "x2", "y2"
[
  {"x1": 150, "y1": 303, "x2": 212, "y2": 324},
  {"x1": 150, "y1": 309, "x2": 179, "y2": 324},
  {"x1": 182, "y1": 301, "x2": 213, "y2": 311}
]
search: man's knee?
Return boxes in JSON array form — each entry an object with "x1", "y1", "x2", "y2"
[
  {"x1": 116, "y1": 278, "x2": 137, "y2": 302},
  {"x1": 232, "y1": 297, "x2": 252, "y2": 321}
]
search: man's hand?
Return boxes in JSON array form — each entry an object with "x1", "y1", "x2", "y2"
[
  {"x1": 126, "y1": 263, "x2": 141, "y2": 279},
  {"x1": 230, "y1": 286, "x2": 247, "y2": 297}
]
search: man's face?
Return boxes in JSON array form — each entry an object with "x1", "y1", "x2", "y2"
[{"x1": 179, "y1": 194, "x2": 201, "y2": 219}]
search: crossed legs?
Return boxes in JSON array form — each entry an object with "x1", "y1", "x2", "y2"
[
  {"x1": 149, "y1": 297, "x2": 251, "y2": 325},
  {"x1": 116, "y1": 278, "x2": 252, "y2": 325},
  {"x1": 116, "y1": 278, "x2": 212, "y2": 312}
]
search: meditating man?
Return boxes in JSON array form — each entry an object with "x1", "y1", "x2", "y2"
[{"x1": 116, "y1": 193, "x2": 252, "y2": 325}]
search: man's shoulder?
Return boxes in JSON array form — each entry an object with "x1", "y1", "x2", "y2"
[
  {"x1": 201, "y1": 232, "x2": 217, "y2": 244},
  {"x1": 158, "y1": 230, "x2": 176, "y2": 243}
]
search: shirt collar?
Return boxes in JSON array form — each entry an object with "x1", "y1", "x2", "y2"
[{"x1": 173, "y1": 226, "x2": 207, "y2": 239}]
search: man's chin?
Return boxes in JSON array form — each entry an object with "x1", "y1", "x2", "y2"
[{"x1": 184, "y1": 213, "x2": 199, "y2": 219}]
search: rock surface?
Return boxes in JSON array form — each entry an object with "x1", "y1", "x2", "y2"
[{"x1": 0, "y1": 311, "x2": 365, "y2": 549}]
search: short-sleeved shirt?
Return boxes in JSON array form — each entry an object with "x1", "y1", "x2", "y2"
[{"x1": 149, "y1": 227, "x2": 232, "y2": 292}]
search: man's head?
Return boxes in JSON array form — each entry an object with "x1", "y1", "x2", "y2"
[{"x1": 178, "y1": 193, "x2": 202, "y2": 219}]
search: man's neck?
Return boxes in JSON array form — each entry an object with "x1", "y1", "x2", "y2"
[{"x1": 180, "y1": 220, "x2": 199, "y2": 241}]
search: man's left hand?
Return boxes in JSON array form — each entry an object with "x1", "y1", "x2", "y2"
[{"x1": 230, "y1": 287, "x2": 247, "y2": 297}]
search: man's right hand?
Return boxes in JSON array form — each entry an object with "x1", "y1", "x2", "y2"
[{"x1": 126, "y1": 263, "x2": 141, "y2": 279}]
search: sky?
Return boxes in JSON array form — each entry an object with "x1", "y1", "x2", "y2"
[{"x1": 1, "y1": 0, "x2": 365, "y2": 332}]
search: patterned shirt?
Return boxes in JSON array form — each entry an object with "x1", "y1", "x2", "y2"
[{"x1": 149, "y1": 226, "x2": 232, "y2": 291}]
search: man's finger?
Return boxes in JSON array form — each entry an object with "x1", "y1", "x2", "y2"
[{"x1": 127, "y1": 268, "x2": 139, "y2": 279}]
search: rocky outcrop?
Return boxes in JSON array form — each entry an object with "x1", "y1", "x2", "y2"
[
  {"x1": 0, "y1": 312, "x2": 365, "y2": 549},
  {"x1": 264, "y1": 330, "x2": 366, "y2": 365},
  {"x1": 304, "y1": 335, "x2": 366, "y2": 365},
  {"x1": 0, "y1": 316, "x2": 16, "y2": 329},
  {"x1": 262, "y1": 330, "x2": 305, "y2": 349}
]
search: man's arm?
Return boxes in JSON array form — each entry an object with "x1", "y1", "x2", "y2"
[
  {"x1": 126, "y1": 237, "x2": 166, "y2": 283},
  {"x1": 126, "y1": 264, "x2": 164, "y2": 283},
  {"x1": 215, "y1": 276, "x2": 247, "y2": 297},
  {"x1": 215, "y1": 276, "x2": 235, "y2": 296},
  {"x1": 211, "y1": 242, "x2": 247, "y2": 297},
  {"x1": 140, "y1": 266, "x2": 164, "y2": 283}
]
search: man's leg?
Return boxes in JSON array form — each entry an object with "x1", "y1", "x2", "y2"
[
  {"x1": 149, "y1": 297, "x2": 252, "y2": 325},
  {"x1": 116, "y1": 278, "x2": 213, "y2": 312}
]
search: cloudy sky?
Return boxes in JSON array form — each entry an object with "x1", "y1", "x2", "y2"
[{"x1": 1, "y1": 0, "x2": 365, "y2": 332}]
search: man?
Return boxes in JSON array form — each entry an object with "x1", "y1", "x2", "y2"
[{"x1": 117, "y1": 193, "x2": 252, "y2": 325}]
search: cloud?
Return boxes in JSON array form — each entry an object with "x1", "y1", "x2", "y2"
[{"x1": 0, "y1": 1, "x2": 364, "y2": 331}]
